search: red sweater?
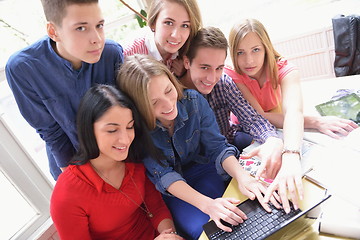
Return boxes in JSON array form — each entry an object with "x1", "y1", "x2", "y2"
[{"x1": 50, "y1": 162, "x2": 172, "y2": 240}]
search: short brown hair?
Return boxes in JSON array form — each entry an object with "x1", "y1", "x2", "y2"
[
  {"x1": 186, "y1": 26, "x2": 228, "y2": 63},
  {"x1": 116, "y1": 54, "x2": 184, "y2": 130},
  {"x1": 40, "y1": 0, "x2": 98, "y2": 26},
  {"x1": 147, "y1": 0, "x2": 202, "y2": 57}
]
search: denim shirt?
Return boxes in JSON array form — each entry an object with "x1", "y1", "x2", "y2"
[{"x1": 143, "y1": 89, "x2": 240, "y2": 195}]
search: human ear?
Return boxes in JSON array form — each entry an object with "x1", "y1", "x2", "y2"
[
  {"x1": 183, "y1": 56, "x2": 190, "y2": 70},
  {"x1": 47, "y1": 22, "x2": 60, "y2": 42}
]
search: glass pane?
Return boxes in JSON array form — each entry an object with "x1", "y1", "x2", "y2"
[
  {"x1": 0, "y1": 171, "x2": 36, "y2": 240},
  {"x1": 0, "y1": 82, "x2": 54, "y2": 184}
]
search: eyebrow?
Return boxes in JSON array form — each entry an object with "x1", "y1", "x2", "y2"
[
  {"x1": 164, "y1": 17, "x2": 190, "y2": 23},
  {"x1": 105, "y1": 119, "x2": 134, "y2": 126},
  {"x1": 73, "y1": 19, "x2": 105, "y2": 26}
]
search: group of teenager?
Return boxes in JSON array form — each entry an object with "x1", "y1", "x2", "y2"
[{"x1": 5, "y1": 0, "x2": 358, "y2": 239}]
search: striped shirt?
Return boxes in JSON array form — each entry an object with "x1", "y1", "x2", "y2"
[
  {"x1": 123, "y1": 32, "x2": 178, "y2": 70},
  {"x1": 204, "y1": 73, "x2": 279, "y2": 144}
]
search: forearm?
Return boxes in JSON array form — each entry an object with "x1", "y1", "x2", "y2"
[
  {"x1": 262, "y1": 112, "x2": 285, "y2": 129},
  {"x1": 303, "y1": 115, "x2": 321, "y2": 129},
  {"x1": 282, "y1": 109, "x2": 303, "y2": 151},
  {"x1": 167, "y1": 180, "x2": 212, "y2": 213},
  {"x1": 222, "y1": 155, "x2": 249, "y2": 183}
]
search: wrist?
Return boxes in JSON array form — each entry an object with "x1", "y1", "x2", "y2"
[{"x1": 281, "y1": 148, "x2": 301, "y2": 159}]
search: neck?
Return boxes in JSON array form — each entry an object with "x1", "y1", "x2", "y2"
[
  {"x1": 179, "y1": 71, "x2": 197, "y2": 90},
  {"x1": 90, "y1": 157, "x2": 124, "y2": 174}
]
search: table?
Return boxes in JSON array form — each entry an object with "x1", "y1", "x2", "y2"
[{"x1": 199, "y1": 75, "x2": 360, "y2": 240}]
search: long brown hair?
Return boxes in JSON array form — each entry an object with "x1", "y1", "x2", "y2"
[
  {"x1": 229, "y1": 18, "x2": 281, "y2": 90},
  {"x1": 116, "y1": 54, "x2": 184, "y2": 130},
  {"x1": 147, "y1": 0, "x2": 202, "y2": 57}
]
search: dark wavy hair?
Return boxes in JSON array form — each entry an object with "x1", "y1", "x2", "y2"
[{"x1": 71, "y1": 84, "x2": 161, "y2": 165}]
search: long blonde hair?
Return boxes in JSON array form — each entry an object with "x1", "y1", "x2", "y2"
[
  {"x1": 116, "y1": 54, "x2": 184, "y2": 130},
  {"x1": 147, "y1": 0, "x2": 202, "y2": 57},
  {"x1": 228, "y1": 18, "x2": 281, "y2": 90}
]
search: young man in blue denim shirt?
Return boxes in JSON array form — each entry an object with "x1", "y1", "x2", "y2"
[
  {"x1": 5, "y1": 0, "x2": 123, "y2": 180},
  {"x1": 179, "y1": 26, "x2": 304, "y2": 216}
]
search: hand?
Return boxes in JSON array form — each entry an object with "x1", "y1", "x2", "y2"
[
  {"x1": 263, "y1": 153, "x2": 303, "y2": 213},
  {"x1": 155, "y1": 228, "x2": 184, "y2": 240},
  {"x1": 241, "y1": 137, "x2": 283, "y2": 179},
  {"x1": 236, "y1": 171, "x2": 281, "y2": 212},
  {"x1": 170, "y1": 57, "x2": 186, "y2": 78},
  {"x1": 315, "y1": 116, "x2": 358, "y2": 139},
  {"x1": 203, "y1": 198, "x2": 247, "y2": 232}
]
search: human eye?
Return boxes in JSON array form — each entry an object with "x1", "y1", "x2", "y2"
[
  {"x1": 236, "y1": 51, "x2": 244, "y2": 56},
  {"x1": 107, "y1": 129, "x2": 117, "y2": 133},
  {"x1": 216, "y1": 66, "x2": 224, "y2": 71},
  {"x1": 253, "y1": 47, "x2": 261, "y2": 53},
  {"x1": 127, "y1": 122, "x2": 135, "y2": 130},
  {"x1": 97, "y1": 23, "x2": 104, "y2": 29},
  {"x1": 165, "y1": 88, "x2": 172, "y2": 94},
  {"x1": 200, "y1": 66, "x2": 209, "y2": 70},
  {"x1": 164, "y1": 21, "x2": 173, "y2": 26},
  {"x1": 76, "y1": 26, "x2": 86, "y2": 32},
  {"x1": 182, "y1": 24, "x2": 190, "y2": 28}
]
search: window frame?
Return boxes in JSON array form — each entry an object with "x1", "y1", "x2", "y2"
[{"x1": 0, "y1": 77, "x2": 54, "y2": 239}]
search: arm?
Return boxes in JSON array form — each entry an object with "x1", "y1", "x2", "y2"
[
  {"x1": 304, "y1": 115, "x2": 358, "y2": 138},
  {"x1": 235, "y1": 70, "x2": 304, "y2": 212},
  {"x1": 222, "y1": 76, "x2": 284, "y2": 180},
  {"x1": 167, "y1": 180, "x2": 247, "y2": 233},
  {"x1": 263, "y1": 70, "x2": 304, "y2": 213},
  {"x1": 5, "y1": 60, "x2": 75, "y2": 170},
  {"x1": 50, "y1": 178, "x2": 92, "y2": 240},
  {"x1": 222, "y1": 74, "x2": 279, "y2": 143}
]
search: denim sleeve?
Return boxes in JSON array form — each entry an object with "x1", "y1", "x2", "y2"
[
  {"x1": 222, "y1": 74, "x2": 279, "y2": 143},
  {"x1": 215, "y1": 145, "x2": 240, "y2": 180},
  {"x1": 195, "y1": 92, "x2": 241, "y2": 179},
  {"x1": 5, "y1": 60, "x2": 75, "y2": 168},
  {"x1": 142, "y1": 156, "x2": 186, "y2": 195}
]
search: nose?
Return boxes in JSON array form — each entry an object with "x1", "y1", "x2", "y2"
[
  {"x1": 207, "y1": 70, "x2": 217, "y2": 83},
  {"x1": 171, "y1": 27, "x2": 180, "y2": 39},
  {"x1": 245, "y1": 53, "x2": 253, "y2": 65},
  {"x1": 90, "y1": 28, "x2": 103, "y2": 44},
  {"x1": 162, "y1": 97, "x2": 173, "y2": 111},
  {"x1": 117, "y1": 130, "x2": 132, "y2": 145}
]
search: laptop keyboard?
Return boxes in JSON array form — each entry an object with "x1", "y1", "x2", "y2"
[{"x1": 206, "y1": 201, "x2": 302, "y2": 240}]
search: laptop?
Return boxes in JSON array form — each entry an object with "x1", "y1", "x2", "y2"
[{"x1": 203, "y1": 178, "x2": 331, "y2": 240}]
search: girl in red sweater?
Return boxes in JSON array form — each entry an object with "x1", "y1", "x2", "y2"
[{"x1": 50, "y1": 85, "x2": 183, "y2": 240}]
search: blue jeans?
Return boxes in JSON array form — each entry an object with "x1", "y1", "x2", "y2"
[
  {"x1": 162, "y1": 162, "x2": 226, "y2": 240},
  {"x1": 233, "y1": 131, "x2": 253, "y2": 153}
]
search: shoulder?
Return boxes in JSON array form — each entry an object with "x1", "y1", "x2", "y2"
[
  {"x1": 52, "y1": 167, "x2": 81, "y2": 199},
  {"x1": 277, "y1": 57, "x2": 297, "y2": 70},
  {"x1": 6, "y1": 36, "x2": 50, "y2": 69},
  {"x1": 103, "y1": 39, "x2": 123, "y2": 54},
  {"x1": 122, "y1": 36, "x2": 147, "y2": 56},
  {"x1": 182, "y1": 89, "x2": 205, "y2": 101}
]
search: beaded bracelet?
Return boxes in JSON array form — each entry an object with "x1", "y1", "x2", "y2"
[{"x1": 281, "y1": 148, "x2": 301, "y2": 159}]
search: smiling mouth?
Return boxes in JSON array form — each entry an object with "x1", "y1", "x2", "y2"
[
  {"x1": 167, "y1": 40, "x2": 180, "y2": 46},
  {"x1": 163, "y1": 107, "x2": 174, "y2": 114},
  {"x1": 202, "y1": 81, "x2": 212, "y2": 86},
  {"x1": 114, "y1": 146, "x2": 126, "y2": 150}
]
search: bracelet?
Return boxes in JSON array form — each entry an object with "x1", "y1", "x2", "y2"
[{"x1": 281, "y1": 148, "x2": 301, "y2": 159}]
